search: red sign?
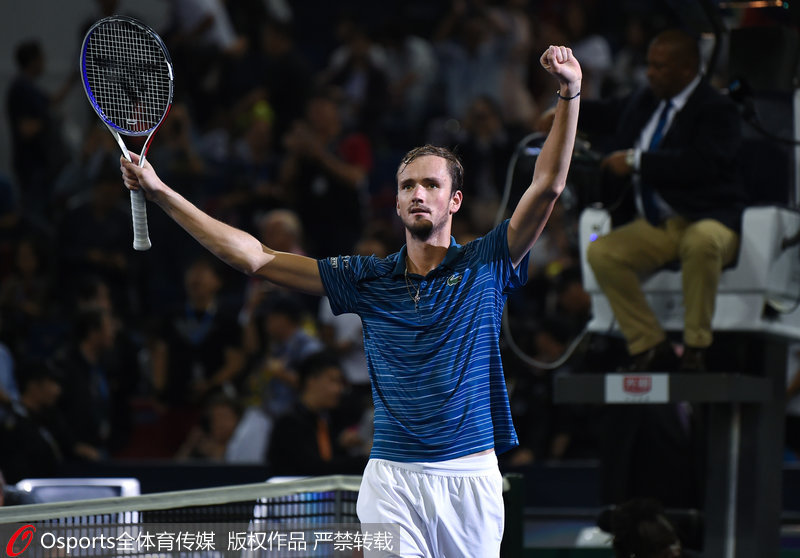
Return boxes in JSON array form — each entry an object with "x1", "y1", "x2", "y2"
[{"x1": 623, "y1": 376, "x2": 652, "y2": 394}]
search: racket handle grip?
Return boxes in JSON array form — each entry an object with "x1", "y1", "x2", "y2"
[{"x1": 130, "y1": 189, "x2": 152, "y2": 251}]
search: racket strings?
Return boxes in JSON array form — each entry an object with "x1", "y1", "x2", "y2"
[{"x1": 85, "y1": 20, "x2": 171, "y2": 134}]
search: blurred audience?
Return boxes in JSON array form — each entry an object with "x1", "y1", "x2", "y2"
[
  {"x1": 174, "y1": 390, "x2": 271, "y2": 464},
  {"x1": 268, "y1": 351, "x2": 368, "y2": 475},
  {"x1": 6, "y1": 39, "x2": 73, "y2": 217},
  {"x1": 558, "y1": 1, "x2": 613, "y2": 99},
  {"x1": 164, "y1": 0, "x2": 248, "y2": 125},
  {"x1": 432, "y1": 0, "x2": 511, "y2": 120},
  {"x1": 56, "y1": 165, "x2": 134, "y2": 318},
  {"x1": 175, "y1": 393, "x2": 243, "y2": 461},
  {"x1": 150, "y1": 257, "x2": 245, "y2": 410},
  {"x1": 377, "y1": 20, "x2": 438, "y2": 144},
  {"x1": 0, "y1": 360, "x2": 95, "y2": 483},
  {"x1": 279, "y1": 89, "x2": 372, "y2": 257},
  {"x1": 0, "y1": 237, "x2": 50, "y2": 354},
  {"x1": 243, "y1": 293, "x2": 322, "y2": 419},
  {"x1": 53, "y1": 309, "x2": 119, "y2": 457},
  {"x1": 321, "y1": 17, "x2": 391, "y2": 138},
  {"x1": 489, "y1": 0, "x2": 537, "y2": 127}
]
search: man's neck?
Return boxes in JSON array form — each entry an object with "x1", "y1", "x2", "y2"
[
  {"x1": 300, "y1": 392, "x2": 323, "y2": 414},
  {"x1": 20, "y1": 394, "x2": 38, "y2": 414},
  {"x1": 405, "y1": 236, "x2": 450, "y2": 275}
]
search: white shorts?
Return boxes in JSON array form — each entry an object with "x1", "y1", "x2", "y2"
[{"x1": 356, "y1": 452, "x2": 504, "y2": 558}]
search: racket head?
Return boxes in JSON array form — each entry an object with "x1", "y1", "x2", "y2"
[{"x1": 80, "y1": 15, "x2": 174, "y2": 137}]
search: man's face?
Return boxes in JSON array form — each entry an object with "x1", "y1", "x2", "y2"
[
  {"x1": 208, "y1": 404, "x2": 239, "y2": 442},
  {"x1": 308, "y1": 366, "x2": 345, "y2": 410},
  {"x1": 185, "y1": 263, "x2": 221, "y2": 302},
  {"x1": 32, "y1": 378, "x2": 62, "y2": 408},
  {"x1": 396, "y1": 156, "x2": 462, "y2": 241},
  {"x1": 646, "y1": 41, "x2": 694, "y2": 100},
  {"x1": 308, "y1": 98, "x2": 341, "y2": 139},
  {"x1": 98, "y1": 311, "x2": 118, "y2": 349}
]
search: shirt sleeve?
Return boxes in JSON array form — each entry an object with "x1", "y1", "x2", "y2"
[
  {"x1": 471, "y1": 219, "x2": 530, "y2": 292},
  {"x1": 317, "y1": 255, "x2": 364, "y2": 316}
]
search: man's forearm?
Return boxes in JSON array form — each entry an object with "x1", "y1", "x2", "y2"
[
  {"x1": 315, "y1": 149, "x2": 366, "y2": 188},
  {"x1": 155, "y1": 187, "x2": 271, "y2": 276},
  {"x1": 508, "y1": 78, "x2": 581, "y2": 264},
  {"x1": 532, "y1": 81, "x2": 582, "y2": 197},
  {"x1": 153, "y1": 187, "x2": 325, "y2": 295}
]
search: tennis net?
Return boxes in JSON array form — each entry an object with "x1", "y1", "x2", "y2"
[
  {"x1": 0, "y1": 475, "x2": 373, "y2": 557},
  {"x1": 0, "y1": 473, "x2": 524, "y2": 557}
]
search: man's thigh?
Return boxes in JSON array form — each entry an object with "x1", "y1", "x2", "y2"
[
  {"x1": 679, "y1": 218, "x2": 740, "y2": 266},
  {"x1": 590, "y1": 218, "x2": 679, "y2": 274}
]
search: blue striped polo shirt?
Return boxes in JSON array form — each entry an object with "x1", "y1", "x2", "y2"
[{"x1": 317, "y1": 220, "x2": 529, "y2": 462}]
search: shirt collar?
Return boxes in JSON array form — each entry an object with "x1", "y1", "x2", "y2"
[
  {"x1": 667, "y1": 74, "x2": 702, "y2": 112},
  {"x1": 391, "y1": 237, "x2": 464, "y2": 277}
]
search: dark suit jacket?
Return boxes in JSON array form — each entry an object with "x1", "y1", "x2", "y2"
[
  {"x1": 268, "y1": 402, "x2": 367, "y2": 476},
  {"x1": 579, "y1": 79, "x2": 747, "y2": 232}
]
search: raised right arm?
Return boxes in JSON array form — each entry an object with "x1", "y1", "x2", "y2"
[{"x1": 120, "y1": 154, "x2": 325, "y2": 296}]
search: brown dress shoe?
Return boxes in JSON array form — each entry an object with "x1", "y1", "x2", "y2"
[{"x1": 627, "y1": 340, "x2": 679, "y2": 372}]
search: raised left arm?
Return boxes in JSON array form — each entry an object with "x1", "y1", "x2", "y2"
[{"x1": 508, "y1": 45, "x2": 582, "y2": 267}]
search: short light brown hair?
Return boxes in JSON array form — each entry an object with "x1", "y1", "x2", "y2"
[{"x1": 397, "y1": 145, "x2": 464, "y2": 193}]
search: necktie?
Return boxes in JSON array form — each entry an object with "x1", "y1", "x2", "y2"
[
  {"x1": 316, "y1": 417, "x2": 333, "y2": 461},
  {"x1": 641, "y1": 100, "x2": 673, "y2": 225}
]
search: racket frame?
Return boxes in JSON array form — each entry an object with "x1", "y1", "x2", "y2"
[{"x1": 80, "y1": 15, "x2": 174, "y2": 251}]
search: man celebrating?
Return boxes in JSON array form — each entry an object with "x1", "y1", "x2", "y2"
[{"x1": 121, "y1": 45, "x2": 581, "y2": 557}]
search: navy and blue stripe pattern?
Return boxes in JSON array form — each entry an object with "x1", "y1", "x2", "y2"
[{"x1": 318, "y1": 220, "x2": 529, "y2": 462}]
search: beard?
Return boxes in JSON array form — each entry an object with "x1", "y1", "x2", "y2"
[{"x1": 406, "y1": 218, "x2": 434, "y2": 241}]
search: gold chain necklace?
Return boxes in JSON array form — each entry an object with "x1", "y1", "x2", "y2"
[{"x1": 404, "y1": 266, "x2": 421, "y2": 312}]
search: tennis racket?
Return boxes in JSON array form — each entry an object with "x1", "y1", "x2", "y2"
[{"x1": 80, "y1": 15, "x2": 174, "y2": 251}]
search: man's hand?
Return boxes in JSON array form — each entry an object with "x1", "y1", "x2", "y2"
[
  {"x1": 120, "y1": 153, "x2": 168, "y2": 201},
  {"x1": 539, "y1": 45, "x2": 582, "y2": 89},
  {"x1": 601, "y1": 150, "x2": 634, "y2": 177},
  {"x1": 283, "y1": 122, "x2": 324, "y2": 160}
]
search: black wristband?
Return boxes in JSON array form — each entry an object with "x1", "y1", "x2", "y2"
[{"x1": 556, "y1": 90, "x2": 581, "y2": 101}]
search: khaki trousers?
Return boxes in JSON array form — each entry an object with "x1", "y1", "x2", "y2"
[{"x1": 586, "y1": 216, "x2": 740, "y2": 355}]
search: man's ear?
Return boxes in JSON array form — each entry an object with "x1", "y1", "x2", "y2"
[{"x1": 450, "y1": 190, "x2": 463, "y2": 214}]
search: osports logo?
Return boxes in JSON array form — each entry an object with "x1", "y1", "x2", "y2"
[{"x1": 6, "y1": 524, "x2": 35, "y2": 557}]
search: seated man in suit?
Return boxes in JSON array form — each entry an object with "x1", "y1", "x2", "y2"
[{"x1": 576, "y1": 29, "x2": 746, "y2": 372}]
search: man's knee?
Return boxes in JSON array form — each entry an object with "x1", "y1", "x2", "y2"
[{"x1": 679, "y1": 220, "x2": 738, "y2": 264}]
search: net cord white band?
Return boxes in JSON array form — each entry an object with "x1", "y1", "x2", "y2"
[{"x1": 0, "y1": 475, "x2": 363, "y2": 524}]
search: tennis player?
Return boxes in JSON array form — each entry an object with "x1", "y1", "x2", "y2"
[{"x1": 121, "y1": 45, "x2": 581, "y2": 557}]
